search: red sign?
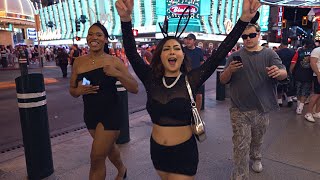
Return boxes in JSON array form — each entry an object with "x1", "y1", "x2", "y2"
[{"x1": 169, "y1": 4, "x2": 198, "y2": 15}]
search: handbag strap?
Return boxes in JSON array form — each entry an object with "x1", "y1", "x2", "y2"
[{"x1": 185, "y1": 75, "x2": 196, "y2": 107}]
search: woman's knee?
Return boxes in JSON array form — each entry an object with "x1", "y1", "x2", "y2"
[{"x1": 90, "y1": 151, "x2": 107, "y2": 167}]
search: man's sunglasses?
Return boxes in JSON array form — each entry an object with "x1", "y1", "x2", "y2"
[{"x1": 241, "y1": 33, "x2": 258, "y2": 40}]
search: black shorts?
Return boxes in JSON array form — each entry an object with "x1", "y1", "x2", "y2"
[
  {"x1": 150, "y1": 135, "x2": 198, "y2": 176},
  {"x1": 313, "y1": 76, "x2": 320, "y2": 94}
]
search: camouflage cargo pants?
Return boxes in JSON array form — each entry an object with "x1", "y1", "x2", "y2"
[{"x1": 229, "y1": 108, "x2": 269, "y2": 180}]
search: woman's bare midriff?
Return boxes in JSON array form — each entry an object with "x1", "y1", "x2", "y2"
[{"x1": 152, "y1": 124, "x2": 193, "y2": 146}]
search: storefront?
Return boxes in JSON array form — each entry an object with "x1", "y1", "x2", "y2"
[{"x1": 0, "y1": 0, "x2": 36, "y2": 46}]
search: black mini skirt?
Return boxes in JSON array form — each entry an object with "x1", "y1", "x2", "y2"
[{"x1": 150, "y1": 135, "x2": 199, "y2": 176}]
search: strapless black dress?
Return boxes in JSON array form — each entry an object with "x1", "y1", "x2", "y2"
[{"x1": 77, "y1": 68, "x2": 122, "y2": 130}]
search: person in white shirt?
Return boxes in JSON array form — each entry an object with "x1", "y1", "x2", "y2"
[{"x1": 305, "y1": 47, "x2": 320, "y2": 122}]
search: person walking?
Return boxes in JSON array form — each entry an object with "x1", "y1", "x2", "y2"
[
  {"x1": 57, "y1": 47, "x2": 69, "y2": 78},
  {"x1": 276, "y1": 40, "x2": 295, "y2": 107},
  {"x1": 220, "y1": 24, "x2": 287, "y2": 180},
  {"x1": 304, "y1": 45, "x2": 320, "y2": 122},
  {"x1": 69, "y1": 44, "x2": 81, "y2": 66},
  {"x1": 184, "y1": 33, "x2": 205, "y2": 111},
  {"x1": 0, "y1": 46, "x2": 8, "y2": 68},
  {"x1": 116, "y1": 0, "x2": 261, "y2": 179},
  {"x1": 290, "y1": 39, "x2": 315, "y2": 115},
  {"x1": 69, "y1": 22, "x2": 138, "y2": 180}
]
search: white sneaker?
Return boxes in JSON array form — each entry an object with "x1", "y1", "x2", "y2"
[
  {"x1": 252, "y1": 160, "x2": 263, "y2": 173},
  {"x1": 296, "y1": 107, "x2": 303, "y2": 115},
  {"x1": 305, "y1": 113, "x2": 315, "y2": 122},
  {"x1": 313, "y1": 112, "x2": 320, "y2": 119}
]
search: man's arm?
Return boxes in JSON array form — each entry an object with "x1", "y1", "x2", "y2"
[
  {"x1": 220, "y1": 59, "x2": 243, "y2": 84},
  {"x1": 220, "y1": 67, "x2": 233, "y2": 84},
  {"x1": 310, "y1": 56, "x2": 320, "y2": 77},
  {"x1": 267, "y1": 51, "x2": 287, "y2": 80}
]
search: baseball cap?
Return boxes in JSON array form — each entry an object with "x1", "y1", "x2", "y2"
[{"x1": 186, "y1": 33, "x2": 196, "y2": 40}]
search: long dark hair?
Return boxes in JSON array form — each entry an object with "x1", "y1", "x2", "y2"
[
  {"x1": 150, "y1": 36, "x2": 191, "y2": 78},
  {"x1": 89, "y1": 22, "x2": 110, "y2": 54}
]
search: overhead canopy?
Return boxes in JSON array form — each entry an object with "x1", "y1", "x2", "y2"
[
  {"x1": 260, "y1": 0, "x2": 320, "y2": 7},
  {"x1": 0, "y1": 0, "x2": 35, "y2": 27}
]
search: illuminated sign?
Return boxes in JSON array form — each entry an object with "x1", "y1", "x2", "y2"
[
  {"x1": 259, "y1": 5, "x2": 270, "y2": 32},
  {"x1": 169, "y1": 4, "x2": 198, "y2": 15},
  {"x1": 38, "y1": 28, "x2": 62, "y2": 40},
  {"x1": 224, "y1": 19, "x2": 233, "y2": 34},
  {"x1": 166, "y1": 0, "x2": 200, "y2": 19},
  {"x1": 276, "y1": 6, "x2": 284, "y2": 38},
  {"x1": 27, "y1": 28, "x2": 37, "y2": 40},
  {"x1": 0, "y1": 11, "x2": 6, "y2": 17}
]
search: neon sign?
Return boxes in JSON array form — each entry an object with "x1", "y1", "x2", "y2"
[
  {"x1": 38, "y1": 28, "x2": 62, "y2": 40},
  {"x1": 169, "y1": 4, "x2": 198, "y2": 15}
]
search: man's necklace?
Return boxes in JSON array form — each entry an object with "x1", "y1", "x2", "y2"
[
  {"x1": 90, "y1": 53, "x2": 105, "y2": 65},
  {"x1": 162, "y1": 72, "x2": 182, "y2": 89}
]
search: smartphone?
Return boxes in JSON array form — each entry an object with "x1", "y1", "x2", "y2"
[
  {"x1": 233, "y1": 56, "x2": 242, "y2": 63},
  {"x1": 82, "y1": 77, "x2": 91, "y2": 85}
]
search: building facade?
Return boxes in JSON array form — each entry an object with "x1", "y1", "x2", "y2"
[
  {"x1": 0, "y1": 0, "x2": 36, "y2": 46},
  {"x1": 35, "y1": 0, "x2": 270, "y2": 45}
]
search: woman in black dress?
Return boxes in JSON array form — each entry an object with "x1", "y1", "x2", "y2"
[
  {"x1": 116, "y1": 0, "x2": 260, "y2": 179},
  {"x1": 69, "y1": 22, "x2": 138, "y2": 180}
]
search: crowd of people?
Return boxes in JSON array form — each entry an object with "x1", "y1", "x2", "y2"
[{"x1": 261, "y1": 39, "x2": 320, "y2": 123}]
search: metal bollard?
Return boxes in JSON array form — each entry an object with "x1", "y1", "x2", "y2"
[
  {"x1": 115, "y1": 81, "x2": 130, "y2": 144},
  {"x1": 216, "y1": 66, "x2": 226, "y2": 101},
  {"x1": 15, "y1": 73, "x2": 54, "y2": 180},
  {"x1": 19, "y1": 58, "x2": 28, "y2": 76}
]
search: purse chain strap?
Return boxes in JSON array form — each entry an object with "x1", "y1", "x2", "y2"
[{"x1": 185, "y1": 75, "x2": 196, "y2": 108}]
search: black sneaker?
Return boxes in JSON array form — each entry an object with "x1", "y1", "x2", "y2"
[{"x1": 278, "y1": 103, "x2": 283, "y2": 107}]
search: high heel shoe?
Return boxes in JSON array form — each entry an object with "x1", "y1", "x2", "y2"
[{"x1": 123, "y1": 169, "x2": 127, "y2": 179}]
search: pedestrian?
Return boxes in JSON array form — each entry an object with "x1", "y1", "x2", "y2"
[
  {"x1": 219, "y1": 23, "x2": 287, "y2": 180},
  {"x1": 304, "y1": 45, "x2": 320, "y2": 122},
  {"x1": 184, "y1": 33, "x2": 205, "y2": 112},
  {"x1": 116, "y1": 0, "x2": 260, "y2": 179},
  {"x1": 0, "y1": 46, "x2": 8, "y2": 68},
  {"x1": 276, "y1": 40, "x2": 295, "y2": 107},
  {"x1": 56, "y1": 47, "x2": 69, "y2": 78},
  {"x1": 290, "y1": 39, "x2": 315, "y2": 115},
  {"x1": 69, "y1": 44, "x2": 80, "y2": 66},
  {"x1": 69, "y1": 22, "x2": 138, "y2": 180}
]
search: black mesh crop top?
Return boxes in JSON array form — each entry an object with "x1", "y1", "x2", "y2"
[{"x1": 121, "y1": 19, "x2": 249, "y2": 127}]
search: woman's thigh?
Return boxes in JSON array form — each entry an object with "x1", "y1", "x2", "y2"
[{"x1": 90, "y1": 123, "x2": 120, "y2": 157}]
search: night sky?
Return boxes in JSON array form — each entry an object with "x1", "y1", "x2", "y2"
[{"x1": 284, "y1": 7, "x2": 312, "y2": 28}]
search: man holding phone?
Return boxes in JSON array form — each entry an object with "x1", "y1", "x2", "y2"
[{"x1": 220, "y1": 23, "x2": 287, "y2": 180}]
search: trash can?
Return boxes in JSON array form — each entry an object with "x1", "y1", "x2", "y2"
[
  {"x1": 216, "y1": 66, "x2": 226, "y2": 101},
  {"x1": 15, "y1": 73, "x2": 54, "y2": 179},
  {"x1": 115, "y1": 81, "x2": 130, "y2": 144}
]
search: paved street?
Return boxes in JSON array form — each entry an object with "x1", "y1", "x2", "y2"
[
  {"x1": 0, "y1": 86, "x2": 319, "y2": 180},
  {"x1": 0, "y1": 62, "x2": 218, "y2": 153},
  {"x1": 0, "y1": 63, "x2": 319, "y2": 180}
]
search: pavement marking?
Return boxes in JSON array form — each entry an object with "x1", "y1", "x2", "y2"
[{"x1": 0, "y1": 78, "x2": 59, "y2": 89}]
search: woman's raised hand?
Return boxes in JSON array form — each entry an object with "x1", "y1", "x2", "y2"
[
  {"x1": 115, "y1": 0, "x2": 133, "y2": 22},
  {"x1": 240, "y1": 0, "x2": 261, "y2": 22}
]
